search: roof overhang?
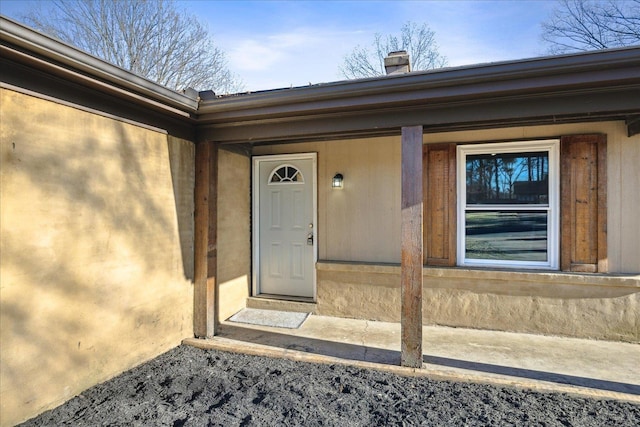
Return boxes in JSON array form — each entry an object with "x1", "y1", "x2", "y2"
[
  {"x1": 0, "y1": 17, "x2": 199, "y2": 119},
  {"x1": 2, "y1": 15, "x2": 639, "y2": 143},
  {"x1": 197, "y1": 47, "x2": 640, "y2": 144}
]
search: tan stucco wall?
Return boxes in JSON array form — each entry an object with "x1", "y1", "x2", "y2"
[
  {"x1": 216, "y1": 148, "x2": 251, "y2": 322},
  {"x1": 0, "y1": 89, "x2": 195, "y2": 426},
  {"x1": 254, "y1": 121, "x2": 640, "y2": 273},
  {"x1": 317, "y1": 262, "x2": 640, "y2": 342}
]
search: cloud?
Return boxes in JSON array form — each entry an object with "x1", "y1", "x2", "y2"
[
  {"x1": 228, "y1": 30, "x2": 327, "y2": 71},
  {"x1": 225, "y1": 27, "x2": 370, "y2": 90},
  {"x1": 229, "y1": 40, "x2": 286, "y2": 72}
]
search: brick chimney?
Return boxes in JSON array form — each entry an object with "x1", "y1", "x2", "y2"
[{"x1": 384, "y1": 50, "x2": 411, "y2": 75}]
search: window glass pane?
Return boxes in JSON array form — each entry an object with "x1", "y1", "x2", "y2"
[
  {"x1": 269, "y1": 166, "x2": 303, "y2": 183},
  {"x1": 466, "y1": 151, "x2": 548, "y2": 204},
  {"x1": 465, "y1": 211, "x2": 548, "y2": 262}
]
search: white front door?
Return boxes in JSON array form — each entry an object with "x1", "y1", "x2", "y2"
[{"x1": 253, "y1": 154, "x2": 317, "y2": 298}]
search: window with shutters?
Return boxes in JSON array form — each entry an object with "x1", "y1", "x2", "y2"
[
  {"x1": 423, "y1": 135, "x2": 606, "y2": 272},
  {"x1": 456, "y1": 140, "x2": 560, "y2": 269}
]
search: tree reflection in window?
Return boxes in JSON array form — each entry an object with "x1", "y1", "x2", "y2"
[
  {"x1": 458, "y1": 141, "x2": 559, "y2": 269},
  {"x1": 466, "y1": 152, "x2": 548, "y2": 204},
  {"x1": 269, "y1": 165, "x2": 303, "y2": 183}
]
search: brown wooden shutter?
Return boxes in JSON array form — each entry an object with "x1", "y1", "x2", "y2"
[
  {"x1": 560, "y1": 134, "x2": 607, "y2": 272},
  {"x1": 423, "y1": 143, "x2": 456, "y2": 266}
]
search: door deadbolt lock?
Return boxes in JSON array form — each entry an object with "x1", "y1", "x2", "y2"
[{"x1": 307, "y1": 233, "x2": 314, "y2": 245}]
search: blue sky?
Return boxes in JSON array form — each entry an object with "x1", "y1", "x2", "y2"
[{"x1": 0, "y1": 0, "x2": 557, "y2": 92}]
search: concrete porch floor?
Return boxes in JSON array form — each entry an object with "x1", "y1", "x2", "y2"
[{"x1": 183, "y1": 314, "x2": 640, "y2": 403}]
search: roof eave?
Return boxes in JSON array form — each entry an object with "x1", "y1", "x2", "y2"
[
  {"x1": 0, "y1": 16, "x2": 199, "y2": 114},
  {"x1": 197, "y1": 46, "x2": 640, "y2": 121}
]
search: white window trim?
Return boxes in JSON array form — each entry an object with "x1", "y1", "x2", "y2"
[{"x1": 457, "y1": 140, "x2": 560, "y2": 270}]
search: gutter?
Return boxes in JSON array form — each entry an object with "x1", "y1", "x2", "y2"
[
  {"x1": 0, "y1": 16, "x2": 199, "y2": 115},
  {"x1": 197, "y1": 47, "x2": 640, "y2": 120}
]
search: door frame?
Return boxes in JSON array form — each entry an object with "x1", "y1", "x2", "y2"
[{"x1": 252, "y1": 153, "x2": 318, "y2": 300}]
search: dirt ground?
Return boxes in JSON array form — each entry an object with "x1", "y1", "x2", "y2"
[{"x1": 20, "y1": 345, "x2": 640, "y2": 426}]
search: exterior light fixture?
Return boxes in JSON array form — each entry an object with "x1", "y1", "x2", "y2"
[{"x1": 332, "y1": 173, "x2": 344, "y2": 189}]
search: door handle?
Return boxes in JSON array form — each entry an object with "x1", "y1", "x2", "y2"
[{"x1": 307, "y1": 233, "x2": 314, "y2": 245}]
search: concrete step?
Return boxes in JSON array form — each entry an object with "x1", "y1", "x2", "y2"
[{"x1": 246, "y1": 296, "x2": 317, "y2": 314}]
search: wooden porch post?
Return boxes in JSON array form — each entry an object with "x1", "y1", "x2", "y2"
[
  {"x1": 401, "y1": 126, "x2": 423, "y2": 368},
  {"x1": 194, "y1": 141, "x2": 218, "y2": 338}
]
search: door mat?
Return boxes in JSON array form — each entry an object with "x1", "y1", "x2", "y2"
[{"x1": 228, "y1": 308, "x2": 310, "y2": 329}]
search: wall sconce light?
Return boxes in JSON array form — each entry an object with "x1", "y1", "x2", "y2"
[{"x1": 332, "y1": 173, "x2": 344, "y2": 189}]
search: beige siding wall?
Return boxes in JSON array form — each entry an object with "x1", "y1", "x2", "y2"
[
  {"x1": 254, "y1": 136, "x2": 402, "y2": 263},
  {"x1": 216, "y1": 148, "x2": 251, "y2": 322},
  {"x1": 254, "y1": 121, "x2": 640, "y2": 273},
  {"x1": 254, "y1": 121, "x2": 639, "y2": 341},
  {"x1": 0, "y1": 89, "x2": 195, "y2": 426}
]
